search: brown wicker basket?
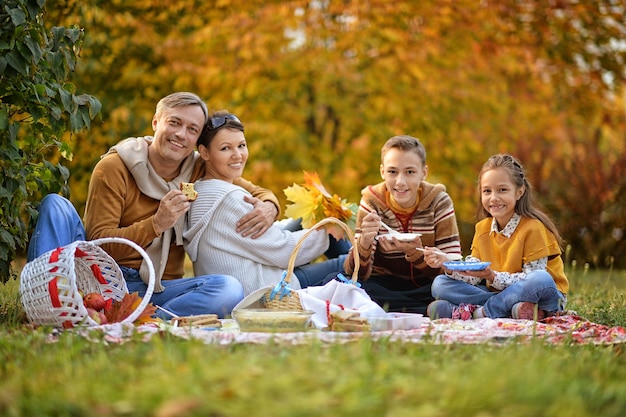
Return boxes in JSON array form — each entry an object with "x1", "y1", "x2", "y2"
[
  {"x1": 19, "y1": 237, "x2": 155, "y2": 328},
  {"x1": 261, "y1": 217, "x2": 360, "y2": 310}
]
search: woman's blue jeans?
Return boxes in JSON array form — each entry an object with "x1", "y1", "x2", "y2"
[
  {"x1": 27, "y1": 194, "x2": 244, "y2": 318},
  {"x1": 431, "y1": 270, "x2": 565, "y2": 318}
]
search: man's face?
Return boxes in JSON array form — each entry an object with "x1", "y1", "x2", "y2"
[{"x1": 151, "y1": 105, "x2": 205, "y2": 163}]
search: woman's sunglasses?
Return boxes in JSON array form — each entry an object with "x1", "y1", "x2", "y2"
[{"x1": 207, "y1": 114, "x2": 242, "y2": 130}]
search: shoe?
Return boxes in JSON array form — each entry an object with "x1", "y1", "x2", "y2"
[
  {"x1": 511, "y1": 302, "x2": 546, "y2": 320},
  {"x1": 427, "y1": 300, "x2": 455, "y2": 319},
  {"x1": 452, "y1": 303, "x2": 478, "y2": 320}
]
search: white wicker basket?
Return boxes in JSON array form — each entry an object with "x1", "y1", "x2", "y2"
[{"x1": 19, "y1": 237, "x2": 155, "y2": 328}]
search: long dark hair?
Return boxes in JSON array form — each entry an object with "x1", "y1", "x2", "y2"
[{"x1": 477, "y1": 154, "x2": 563, "y2": 248}]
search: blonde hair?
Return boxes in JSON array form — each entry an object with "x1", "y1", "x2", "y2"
[{"x1": 477, "y1": 154, "x2": 563, "y2": 248}]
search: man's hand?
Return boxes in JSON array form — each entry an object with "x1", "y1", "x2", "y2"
[
  {"x1": 153, "y1": 190, "x2": 190, "y2": 235},
  {"x1": 237, "y1": 196, "x2": 279, "y2": 239}
]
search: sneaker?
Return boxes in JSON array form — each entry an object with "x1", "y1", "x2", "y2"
[
  {"x1": 452, "y1": 303, "x2": 478, "y2": 320},
  {"x1": 427, "y1": 300, "x2": 455, "y2": 319},
  {"x1": 511, "y1": 302, "x2": 546, "y2": 320}
]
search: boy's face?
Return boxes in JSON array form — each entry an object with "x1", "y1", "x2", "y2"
[{"x1": 380, "y1": 147, "x2": 428, "y2": 208}]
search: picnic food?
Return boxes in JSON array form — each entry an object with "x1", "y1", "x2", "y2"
[
  {"x1": 180, "y1": 182, "x2": 198, "y2": 201},
  {"x1": 330, "y1": 310, "x2": 370, "y2": 332},
  {"x1": 172, "y1": 314, "x2": 222, "y2": 328},
  {"x1": 232, "y1": 309, "x2": 314, "y2": 332}
]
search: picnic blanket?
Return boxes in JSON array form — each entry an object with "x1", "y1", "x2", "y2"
[{"x1": 69, "y1": 314, "x2": 626, "y2": 346}]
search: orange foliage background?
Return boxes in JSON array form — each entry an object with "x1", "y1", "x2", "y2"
[{"x1": 45, "y1": 0, "x2": 626, "y2": 267}]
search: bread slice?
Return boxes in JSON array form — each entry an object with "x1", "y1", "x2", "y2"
[
  {"x1": 172, "y1": 314, "x2": 221, "y2": 328},
  {"x1": 180, "y1": 182, "x2": 198, "y2": 201}
]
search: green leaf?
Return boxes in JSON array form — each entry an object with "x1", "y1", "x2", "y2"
[
  {"x1": 25, "y1": 36, "x2": 43, "y2": 64},
  {"x1": 5, "y1": 50, "x2": 28, "y2": 75},
  {"x1": 7, "y1": 6, "x2": 26, "y2": 26}
]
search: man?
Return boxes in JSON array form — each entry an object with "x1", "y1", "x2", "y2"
[{"x1": 28, "y1": 92, "x2": 279, "y2": 318}]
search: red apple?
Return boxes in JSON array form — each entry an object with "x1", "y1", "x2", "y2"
[
  {"x1": 86, "y1": 307, "x2": 102, "y2": 324},
  {"x1": 98, "y1": 311, "x2": 108, "y2": 325},
  {"x1": 83, "y1": 292, "x2": 106, "y2": 311}
]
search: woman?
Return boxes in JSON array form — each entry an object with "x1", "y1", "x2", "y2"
[{"x1": 184, "y1": 111, "x2": 346, "y2": 296}]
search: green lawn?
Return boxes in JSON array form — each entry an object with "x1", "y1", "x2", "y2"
[{"x1": 1, "y1": 266, "x2": 625, "y2": 417}]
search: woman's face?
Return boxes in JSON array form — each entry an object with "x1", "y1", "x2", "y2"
[
  {"x1": 480, "y1": 167, "x2": 524, "y2": 228},
  {"x1": 199, "y1": 128, "x2": 248, "y2": 182},
  {"x1": 380, "y1": 148, "x2": 427, "y2": 208}
]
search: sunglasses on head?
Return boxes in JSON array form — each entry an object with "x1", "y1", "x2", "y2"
[{"x1": 207, "y1": 114, "x2": 242, "y2": 130}]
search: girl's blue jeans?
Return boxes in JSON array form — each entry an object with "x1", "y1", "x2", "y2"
[
  {"x1": 431, "y1": 270, "x2": 565, "y2": 318},
  {"x1": 27, "y1": 194, "x2": 244, "y2": 319}
]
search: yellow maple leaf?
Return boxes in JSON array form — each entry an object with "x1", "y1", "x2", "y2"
[
  {"x1": 284, "y1": 182, "x2": 321, "y2": 228},
  {"x1": 284, "y1": 171, "x2": 357, "y2": 234}
]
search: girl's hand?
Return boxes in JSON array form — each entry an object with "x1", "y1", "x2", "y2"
[
  {"x1": 423, "y1": 246, "x2": 448, "y2": 269},
  {"x1": 463, "y1": 267, "x2": 496, "y2": 282}
]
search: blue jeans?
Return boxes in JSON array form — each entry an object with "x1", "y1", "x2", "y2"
[
  {"x1": 278, "y1": 218, "x2": 352, "y2": 259},
  {"x1": 27, "y1": 194, "x2": 86, "y2": 262},
  {"x1": 121, "y1": 267, "x2": 243, "y2": 319},
  {"x1": 295, "y1": 254, "x2": 348, "y2": 288},
  {"x1": 431, "y1": 270, "x2": 565, "y2": 318},
  {"x1": 27, "y1": 194, "x2": 244, "y2": 318}
]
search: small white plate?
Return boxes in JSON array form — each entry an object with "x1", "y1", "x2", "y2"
[{"x1": 376, "y1": 233, "x2": 422, "y2": 242}]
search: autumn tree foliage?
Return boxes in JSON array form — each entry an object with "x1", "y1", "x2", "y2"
[{"x1": 44, "y1": 0, "x2": 626, "y2": 268}]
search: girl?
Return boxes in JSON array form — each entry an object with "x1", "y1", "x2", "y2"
[{"x1": 426, "y1": 154, "x2": 568, "y2": 320}]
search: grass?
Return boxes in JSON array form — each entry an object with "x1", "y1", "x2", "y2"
[{"x1": 1, "y1": 265, "x2": 626, "y2": 417}]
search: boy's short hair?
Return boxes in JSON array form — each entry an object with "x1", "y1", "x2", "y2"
[{"x1": 381, "y1": 135, "x2": 426, "y2": 166}]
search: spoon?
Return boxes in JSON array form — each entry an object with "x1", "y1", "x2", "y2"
[
  {"x1": 415, "y1": 247, "x2": 463, "y2": 261},
  {"x1": 156, "y1": 305, "x2": 180, "y2": 318},
  {"x1": 379, "y1": 221, "x2": 401, "y2": 235}
]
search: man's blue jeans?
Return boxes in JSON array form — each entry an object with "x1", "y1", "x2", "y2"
[
  {"x1": 27, "y1": 194, "x2": 244, "y2": 318},
  {"x1": 431, "y1": 270, "x2": 565, "y2": 318}
]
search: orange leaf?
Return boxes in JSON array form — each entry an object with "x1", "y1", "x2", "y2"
[{"x1": 105, "y1": 292, "x2": 158, "y2": 325}]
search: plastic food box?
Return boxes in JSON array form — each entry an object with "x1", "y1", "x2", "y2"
[
  {"x1": 232, "y1": 308, "x2": 314, "y2": 333},
  {"x1": 368, "y1": 313, "x2": 425, "y2": 331}
]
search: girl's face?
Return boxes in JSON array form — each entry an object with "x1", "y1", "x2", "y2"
[
  {"x1": 199, "y1": 128, "x2": 248, "y2": 182},
  {"x1": 480, "y1": 167, "x2": 525, "y2": 228},
  {"x1": 380, "y1": 147, "x2": 427, "y2": 209}
]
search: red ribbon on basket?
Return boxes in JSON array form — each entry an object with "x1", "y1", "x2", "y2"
[
  {"x1": 326, "y1": 300, "x2": 345, "y2": 326},
  {"x1": 47, "y1": 247, "x2": 64, "y2": 308}
]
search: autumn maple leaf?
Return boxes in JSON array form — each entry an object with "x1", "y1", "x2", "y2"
[
  {"x1": 284, "y1": 171, "x2": 357, "y2": 239},
  {"x1": 105, "y1": 292, "x2": 158, "y2": 325}
]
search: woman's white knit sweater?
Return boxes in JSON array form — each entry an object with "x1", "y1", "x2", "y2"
[{"x1": 184, "y1": 179, "x2": 329, "y2": 296}]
